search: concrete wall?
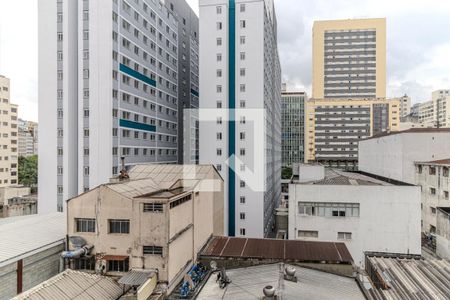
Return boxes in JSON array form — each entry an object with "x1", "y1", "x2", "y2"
[
  {"x1": 0, "y1": 243, "x2": 64, "y2": 300},
  {"x1": 288, "y1": 184, "x2": 422, "y2": 267},
  {"x1": 359, "y1": 132, "x2": 450, "y2": 184}
]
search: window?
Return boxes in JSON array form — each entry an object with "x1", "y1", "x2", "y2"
[
  {"x1": 240, "y1": 228, "x2": 246, "y2": 236},
  {"x1": 217, "y1": 132, "x2": 222, "y2": 140},
  {"x1": 431, "y1": 207, "x2": 436, "y2": 214},
  {"x1": 429, "y1": 166, "x2": 436, "y2": 175},
  {"x1": 240, "y1": 36, "x2": 245, "y2": 44},
  {"x1": 240, "y1": 52, "x2": 246, "y2": 60},
  {"x1": 298, "y1": 230, "x2": 318, "y2": 238},
  {"x1": 240, "y1": 68, "x2": 246, "y2": 76},
  {"x1": 240, "y1": 180, "x2": 245, "y2": 188},
  {"x1": 170, "y1": 194, "x2": 192, "y2": 209},
  {"x1": 417, "y1": 165, "x2": 423, "y2": 174},
  {"x1": 240, "y1": 100, "x2": 246, "y2": 108},
  {"x1": 240, "y1": 20, "x2": 246, "y2": 28},
  {"x1": 217, "y1": 148, "x2": 222, "y2": 156},
  {"x1": 445, "y1": 191, "x2": 449, "y2": 199},
  {"x1": 298, "y1": 202, "x2": 360, "y2": 217},
  {"x1": 216, "y1": 6, "x2": 222, "y2": 14},
  {"x1": 217, "y1": 69, "x2": 222, "y2": 77},
  {"x1": 240, "y1": 212, "x2": 245, "y2": 220},
  {"x1": 337, "y1": 232, "x2": 352, "y2": 240},
  {"x1": 240, "y1": 132, "x2": 245, "y2": 140},
  {"x1": 430, "y1": 187, "x2": 436, "y2": 195},
  {"x1": 240, "y1": 3, "x2": 246, "y2": 12},
  {"x1": 217, "y1": 117, "x2": 223, "y2": 124},
  {"x1": 108, "y1": 258, "x2": 129, "y2": 272},
  {"x1": 240, "y1": 148, "x2": 246, "y2": 156},
  {"x1": 75, "y1": 218, "x2": 95, "y2": 233},
  {"x1": 217, "y1": 85, "x2": 222, "y2": 93},
  {"x1": 217, "y1": 53, "x2": 222, "y2": 62},
  {"x1": 217, "y1": 22, "x2": 222, "y2": 30},
  {"x1": 109, "y1": 219, "x2": 130, "y2": 234},
  {"x1": 240, "y1": 196, "x2": 246, "y2": 204},
  {"x1": 143, "y1": 203, "x2": 163, "y2": 213},
  {"x1": 217, "y1": 101, "x2": 222, "y2": 108},
  {"x1": 444, "y1": 167, "x2": 449, "y2": 177},
  {"x1": 217, "y1": 38, "x2": 222, "y2": 46},
  {"x1": 240, "y1": 84, "x2": 246, "y2": 92},
  {"x1": 216, "y1": 164, "x2": 222, "y2": 171},
  {"x1": 143, "y1": 246, "x2": 163, "y2": 256},
  {"x1": 74, "y1": 257, "x2": 95, "y2": 271}
]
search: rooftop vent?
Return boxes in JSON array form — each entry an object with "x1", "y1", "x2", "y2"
[
  {"x1": 263, "y1": 285, "x2": 276, "y2": 299},
  {"x1": 284, "y1": 266, "x2": 298, "y2": 282}
]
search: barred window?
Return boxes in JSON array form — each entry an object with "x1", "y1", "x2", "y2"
[
  {"x1": 143, "y1": 203, "x2": 163, "y2": 213},
  {"x1": 298, "y1": 202, "x2": 360, "y2": 217},
  {"x1": 108, "y1": 258, "x2": 129, "y2": 272},
  {"x1": 109, "y1": 219, "x2": 130, "y2": 234},
  {"x1": 75, "y1": 218, "x2": 95, "y2": 232},
  {"x1": 143, "y1": 246, "x2": 163, "y2": 256}
]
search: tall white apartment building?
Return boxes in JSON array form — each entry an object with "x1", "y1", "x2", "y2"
[
  {"x1": 39, "y1": 0, "x2": 198, "y2": 213},
  {"x1": 199, "y1": 0, "x2": 282, "y2": 237},
  {"x1": 0, "y1": 76, "x2": 19, "y2": 187}
]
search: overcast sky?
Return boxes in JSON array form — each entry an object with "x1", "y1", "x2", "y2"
[{"x1": 0, "y1": 0, "x2": 449, "y2": 121}]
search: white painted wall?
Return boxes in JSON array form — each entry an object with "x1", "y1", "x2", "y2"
[
  {"x1": 359, "y1": 132, "x2": 450, "y2": 184},
  {"x1": 38, "y1": 0, "x2": 58, "y2": 213},
  {"x1": 288, "y1": 184, "x2": 422, "y2": 267}
]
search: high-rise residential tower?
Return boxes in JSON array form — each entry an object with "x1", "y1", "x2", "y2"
[
  {"x1": 312, "y1": 18, "x2": 386, "y2": 99},
  {"x1": 199, "y1": 0, "x2": 282, "y2": 238},
  {"x1": 0, "y1": 76, "x2": 19, "y2": 187},
  {"x1": 39, "y1": 0, "x2": 198, "y2": 213},
  {"x1": 282, "y1": 91, "x2": 306, "y2": 167}
]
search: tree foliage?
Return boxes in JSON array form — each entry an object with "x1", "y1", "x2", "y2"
[
  {"x1": 281, "y1": 166, "x2": 292, "y2": 180},
  {"x1": 18, "y1": 155, "x2": 38, "y2": 186}
]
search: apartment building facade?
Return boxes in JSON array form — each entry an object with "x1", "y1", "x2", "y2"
[
  {"x1": 199, "y1": 0, "x2": 282, "y2": 237},
  {"x1": 0, "y1": 76, "x2": 18, "y2": 187},
  {"x1": 417, "y1": 90, "x2": 450, "y2": 128},
  {"x1": 18, "y1": 119, "x2": 38, "y2": 157},
  {"x1": 38, "y1": 0, "x2": 198, "y2": 213},
  {"x1": 312, "y1": 18, "x2": 386, "y2": 99},
  {"x1": 304, "y1": 98, "x2": 400, "y2": 169},
  {"x1": 415, "y1": 159, "x2": 450, "y2": 235},
  {"x1": 66, "y1": 164, "x2": 224, "y2": 294},
  {"x1": 398, "y1": 94, "x2": 411, "y2": 118},
  {"x1": 288, "y1": 165, "x2": 421, "y2": 267},
  {"x1": 282, "y1": 91, "x2": 306, "y2": 167}
]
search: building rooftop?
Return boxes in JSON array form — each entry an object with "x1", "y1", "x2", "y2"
[
  {"x1": 363, "y1": 128, "x2": 450, "y2": 141},
  {"x1": 70, "y1": 164, "x2": 222, "y2": 202},
  {"x1": 13, "y1": 269, "x2": 123, "y2": 300},
  {"x1": 197, "y1": 263, "x2": 365, "y2": 300},
  {"x1": 416, "y1": 158, "x2": 450, "y2": 166},
  {"x1": 366, "y1": 255, "x2": 450, "y2": 299},
  {"x1": 438, "y1": 207, "x2": 450, "y2": 215},
  {"x1": 300, "y1": 169, "x2": 392, "y2": 186},
  {"x1": 0, "y1": 213, "x2": 66, "y2": 267},
  {"x1": 201, "y1": 236, "x2": 353, "y2": 264}
]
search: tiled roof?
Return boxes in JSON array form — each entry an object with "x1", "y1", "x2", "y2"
[
  {"x1": 13, "y1": 270, "x2": 123, "y2": 300},
  {"x1": 201, "y1": 236, "x2": 353, "y2": 264},
  {"x1": 416, "y1": 158, "x2": 450, "y2": 166},
  {"x1": 0, "y1": 213, "x2": 66, "y2": 267}
]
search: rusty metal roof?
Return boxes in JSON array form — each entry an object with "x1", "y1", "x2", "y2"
[
  {"x1": 416, "y1": 158, "x2": 450, "y2": 166},
  {"x1": 201, "y1": 237, "x2": 353, "y2": 263}
]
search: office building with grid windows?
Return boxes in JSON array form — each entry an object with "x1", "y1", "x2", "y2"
[
  {"x1": 199, "y1": 0, "x2": 281, "y2": 238},
  {"x1": 282, "y1": 91, "x2": 306, "y2": 167},
  {"x1": 38, "y1": 0, "x2": 198, "y2": 213}
]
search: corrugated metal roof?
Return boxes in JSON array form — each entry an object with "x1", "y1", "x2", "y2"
[
  {"x1": 197, "y1": 263, "x2": 365, "y2": 300},
  {"x1": 13, "y1": 269, "x2": 123, "y2": 300},
  {"x1": 201, "y1": 237, "x2": 353, "y2": 264},
  {"x1": 128, "y1": 164, "x2": 215, "y2": 181},
  {"x1": 0, "y1": 213, "x2": 66, "y2": 267},
  {"x1": 366, "y1": 256, "x2": 450, "y2": 300},
  {"x1": 107, "y1": 178, "x2": 160, "y2": 198},
  {"x1": 118, "y1": 269, "x2": 156, "y2": 286}
]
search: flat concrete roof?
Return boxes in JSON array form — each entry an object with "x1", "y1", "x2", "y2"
[{"x1": 197, "y1": 264, "x2": 365, "y2": 300}]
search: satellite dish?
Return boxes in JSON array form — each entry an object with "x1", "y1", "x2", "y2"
[{"x1": 210, "y1": 260, "x2": 217, "y2": 270}]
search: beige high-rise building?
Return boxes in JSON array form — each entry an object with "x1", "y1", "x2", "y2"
[
  {"x1": 312, "y1": 18, "x2": 386, "y2": 99},
  {"x1": 418, "y1": 90, "x2": 450, "y2": 128},
  {"x1": 0, "y1": 75, "x2": 19, "y2": 187},
  {"x1": 305, "y1": 98, "x2": 400, "y2": 169}
]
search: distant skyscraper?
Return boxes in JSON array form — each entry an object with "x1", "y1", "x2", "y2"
[
  {"x1": 18, "y1": 119, "x2": 38, "y2": 157},
  {"x1": 0, "y1": 75, "x2": 18, "y2": 187},
  {"x1": 199, "y1": 0, "x2": 281, "y2": 237},
  {"x1": 282, "y1": 91, "x2": 306, "y2": 166},
  {"x1": 305, "y1": 98, "x2": 400, "y2": 169},
  {"x1": 313, "y1": 18, "x2": 386, "y2": 99},
  {"x1": 39, "y1": 0, "x2": 198, "y2": 213}
]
